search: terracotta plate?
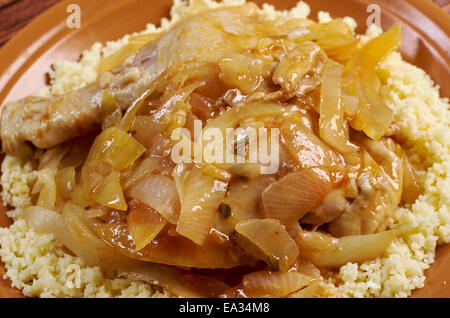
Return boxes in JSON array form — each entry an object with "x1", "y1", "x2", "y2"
[{"x1": 0, "y1": 0, "x2": 449, "y2": 298}]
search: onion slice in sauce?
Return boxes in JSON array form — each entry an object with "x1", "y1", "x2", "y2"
[
  {"x1": 235, "y1": 218, "x2": 299, "y2": 272},
  {"x1": 94, "y1": 220, "x2": 255, "y2": 269},
  {"x1": 127, "y1": 174, "x2": 181, "y2": 224},
  {"x1": 23, "y1": 205, "x2": 134, "y2": 270},
  {"x1": 127, "y1": 200, "x2": 167, "y2": 251},
  {"x1": 176, "y1": 167, "x2": 228, "y2": 245},
  {"x1": 294, "y1": 230, "x2": 395, "y2": 268},
  {"x1": 262, "y1": 168, "x2": 333, "y2": 225},
  {"x1": 344, "y1": 24, "x2": 401, "y2": 140},
  {"x1": 224, "y1": 269, "x2": 314, "y2": 298},
  {"x1": 319, "y1": 61, "x2": 360, "y2": 163},
  {"x1": 25, "y1": 205, "x2": 229, "y2": 297}
]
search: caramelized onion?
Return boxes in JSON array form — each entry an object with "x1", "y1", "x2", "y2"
[
  {"x1": 288, "y1": 281, "x2": 323, "y2": 298},
  {"x1": 201, "y1": 102, "x2": 284, "y2": 177},
  {"x1": 344, "y1": 24, "x2": 402, "y2": 140},
  {"x1": 204, "y1": 102, "x2": 284, "y2": 132},
  {"x1": 127, "y1": 174, "x2": 180, "y2": 224},
  {"x1": 319, "y1": 61, "x2": 360, "y2": 160},
  {"x1": 86, "y1": 127, "x2": 146, "y2": 170},
  {"x1": 280, "y1": 115, "x2": 345, "y2": 169},
  {"x1": 402, "y1": 155, "x2": 422, "y2": 204},
  {"x1": 235, "y1": 218, "x2": 299, "y2": 271},
  {"x1": 176, "y1": 167, "x2": 228, "y2": 245},
  {"x1": 55, "y1": 166, "x2": 76, "y2": 200},
  {"x1": 24, "y1": 205, "x2": 134, "y2": 270},
  {"x1": 38, "y1": 146, "x2": 69, "y2": 170},
  {"x1": 120, "y1": 269, "x2": 229, "y2": 298},
  {"x1": 262, "y1": 168, "x2": 333, "y2": 225},
  {"x1": 36, "y1": 168, "x2": 57, "y2": 210},
  {"x1": 295, "y1": 230, "x2": 395, "y2": 268},
  {"x1": 24, "y1": 206, "x2": 220, "y2": 297},
  {"x1": 94, "y1": 220, "x2": 254, "y2": 269},
  {"x1": 235, "y1": 270, "x2": 314, "y2": 298},
  {"x1": 189, "y1": 92, "x2": 218, "y2": 122},
  {"x1": 127, "y1": 200, "x2": 167, "y2": 251},
  {"x1": 122, "y1": 156, "x2": 160, "y2": 190},
  {"x1": 90, "y1": 169, "x2": 127, "y2": 211}
]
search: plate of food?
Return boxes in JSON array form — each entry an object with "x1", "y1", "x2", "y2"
[{"x1": 0, "y1": 0, "x2": 449, "y2": 298}]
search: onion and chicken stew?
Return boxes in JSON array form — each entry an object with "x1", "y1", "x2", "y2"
[{"x1": 0, "y1": 3, "x2": 423, "y2": 297}]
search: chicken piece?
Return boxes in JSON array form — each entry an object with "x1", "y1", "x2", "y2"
[
  {"x1": 328, "y1": 137, "x2": 403, "y2": 237},
  {"x1": 1, "y1": 4, "x2": 285, "y2": 157},
  {"x1": 301, "y1": 187, "x2": 351, "y2": 225}
]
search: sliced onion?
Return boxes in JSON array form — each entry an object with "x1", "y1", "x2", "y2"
[
  {"x1": 235, "y1": 218, "x2": 299, "y2": 272},
  {"x1": 94, "y1": 221, "x2": 254, "y2": 269},
  {"x1": 288, "y1": 281, "x2": 323, "y2": 298},
  {"x1": 39, "y1": 146, "x2": 69, "y2": 170},
  {"x1": 402, "y1": 155, "x2": 422, "y2": 204},
  {"x1": 342, "y1": 94, "x2": 359, "y2": 118},
  {"x1": 120, "y1": 268, "x2": 229, "y2": 298},
  {"x1": 344, "y1": 24, "x2": 401, "y2": 140},
  {"x1": 203, "y1": 102, "x2": 284, "y2": 132},
  {"x1": 90, "y1": 169, "x2": 127, "y2": 211},
  {"x1": 176, "y1": 167, "x2": 228, "y2": 245},
  {"x1": 86, "y1": 127, "x2": 146, "y2": 170},
  {"x1": 23, "y1": 205, "x2": 135, "y2": 270},
  {"x1": 72, "y1": 183, "x2": 96, "y2": 209},
  {"x1": 122, "y1": 156, "x2": 160, "y2": 190},
  {"x1": 152, "y1": 80, "x2": 205, "y2": 134},
  {"x1": 24, "y1": 205, "x2": 220, "y2": 297},
  {"x1": 127, "y1": 174, "x2": 180, "y2": 224},
  {"x1": 36, "y1": 168, "x2": 57, "y2": 210},
  {"x1": 294, "y1": 230, "x2": 395, "y2": 268},
  {"x1": 85, "y1": 207, "x2": 107, "y2": 219},
  {"x1": 55, "y1": 166, "x2": 76, "y2": 200},
  {"x1": 239, "y1": 270, "x2": 314, "y2": 298},
  {"x1": 127, "y1": 200, "x2": 167, "y2": 251},
  {"x1": 280, "y1": 115, "x2": 345, "y2": 169},
  {"x1": 132, "y1": 116, "x2": 164, "y2": 149},
  {"x1": 262, "y1": 168, "x2": 333, "y2": 225},
  {"x1": 200, "y1": 164, "x2": 232, "y2": 183},
  {"x1": 319, "y1": 61, "x2": 360, "y2": 158},
  {"x1": 213, "y1": 162, "x2": 264, "y2": 178},
  {"x1": 120, "y1": 87, "x2": 155, "y2": 132}
]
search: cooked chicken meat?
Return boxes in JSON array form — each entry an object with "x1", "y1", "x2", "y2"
[{"x1": 1, "y1": 4, "x2": 283, "y2": 157}]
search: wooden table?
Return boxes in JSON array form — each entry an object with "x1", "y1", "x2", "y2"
[{"x1": 0, "y1": 0, "x2": 449, "y2": 48}]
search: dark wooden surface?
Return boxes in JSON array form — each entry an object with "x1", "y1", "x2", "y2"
[
  {"x1": 0, "y1": 0, "x2": 448, "y2": 49},
  {"x1": 0, "y1": 0, "x2": 61, "y2": 48}
]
